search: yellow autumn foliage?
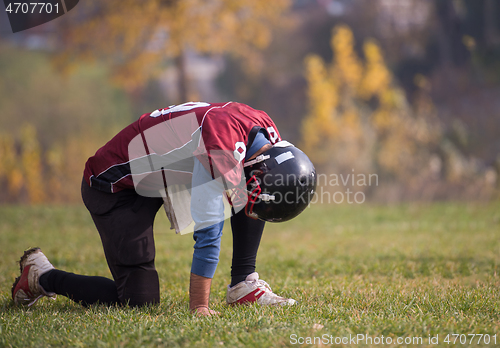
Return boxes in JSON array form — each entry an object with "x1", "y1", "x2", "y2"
[
  {"x1": 302, "y1": 54, "x2": 338, "y2": 163},
  {"x1": 0, "y1": 135, "x2": 23, "y2": 197},
  {"x1": 0, "y1": 125, "x2": 116, "y2": 204},
  {"x1": 0, "y1": 44, "x2": 133, "y2": 204},
  {"x1": 331, "y1": 25, "x2": 363, "y2": 91},
  {"x1": 359, "y1": 39, "x2": 391, "y2": 100},
  {"x1": 302, "y1": 24, "x2": 439, "y2": 182},
  {"x1": 56, "y1": 0, "x2": 291, "y2": 93},
  {"x1": 20, "y1": 124, "x2": 45, "y2": 204}
]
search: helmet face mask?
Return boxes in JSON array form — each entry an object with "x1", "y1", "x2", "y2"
[{"x1": 241, "y1": 142, "x2": 317, "y2": 222}]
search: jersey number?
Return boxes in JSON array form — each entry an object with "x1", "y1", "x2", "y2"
[{"x1": 150, "y1": 102, "x2": 211, "y2": 118}]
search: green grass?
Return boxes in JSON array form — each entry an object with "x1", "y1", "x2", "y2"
[{"x1": 1, "y1": 202, "x2": 499, "y2": 347}]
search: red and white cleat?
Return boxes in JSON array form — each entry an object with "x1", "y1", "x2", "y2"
[
  {"x1": 12, "y1": 247, "x2": 56, "y2": 306},
  {"x1": 226, "y1": 272, "x2": 296, "y2": 306}
]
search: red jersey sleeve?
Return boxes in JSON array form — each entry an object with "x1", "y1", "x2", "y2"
[{"x1": 195, "y1": 102, "x2": 281, "y2": 187}]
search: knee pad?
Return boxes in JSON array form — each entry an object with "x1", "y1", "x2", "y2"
[{"x1": 122, "y1": 269, "x2": 160, "y2": 307}]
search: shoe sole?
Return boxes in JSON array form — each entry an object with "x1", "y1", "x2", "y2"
[
  {"x1": 227, "y1": 299, "x2": 297, "y2": 306},
  {"x1": 11, "y1": 247, "x2": 41, "y2": 299}
]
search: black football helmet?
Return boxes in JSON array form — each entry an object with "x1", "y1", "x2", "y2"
[{"x1": 238, "y1": 141, "x2": 317, "y2": 222}]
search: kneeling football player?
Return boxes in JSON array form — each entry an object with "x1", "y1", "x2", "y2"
[{"x1": 12, "y1": 102, "x2": 316, "y2": 316}]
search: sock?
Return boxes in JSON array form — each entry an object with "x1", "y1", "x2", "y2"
[
  {"x1": 230, "y1": 210, "x2": 265, "y2": 287},
  {"x1": 230, "y1": 275, "x2": 248, "y2": 287},
  {"x1": 39, "y1": 269, "x2": 119, "y2": 307}
]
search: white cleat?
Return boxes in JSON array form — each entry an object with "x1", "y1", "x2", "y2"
[
  {"x1": 12, "y1": 247, "x2": 56, "y2": 306},
  {"x1": 226, "y1": 272, "x2": 296, "y2": 306}
]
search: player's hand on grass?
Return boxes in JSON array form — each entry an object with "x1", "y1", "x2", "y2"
[{"x1": 191, "y1": 306, "x2": 220, "y2": 317}]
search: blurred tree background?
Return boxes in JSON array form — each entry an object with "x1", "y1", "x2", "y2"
[{"x1": 0, "y1": 0, "x2": 499, "y2": 204}]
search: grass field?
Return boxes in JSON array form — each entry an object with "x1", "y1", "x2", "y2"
[{"x1": 0, "y1": 202, "x2": 499, "y2": 347}]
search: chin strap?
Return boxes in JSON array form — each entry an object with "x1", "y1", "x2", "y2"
[
  {"x1": 225, "y1": 152, "x2": 277, "y2": 219},
  {"x1": 226, "y1": 175, "x2": 275, "y2": 219}
]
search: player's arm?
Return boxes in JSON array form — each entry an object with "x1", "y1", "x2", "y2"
[{"x1": 189, "y1": 157, "x2": 225, "y2": 316}]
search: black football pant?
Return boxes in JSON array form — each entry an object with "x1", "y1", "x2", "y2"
[{"x1": 39, "y1": 179, "x2": 264, "y2": 307}]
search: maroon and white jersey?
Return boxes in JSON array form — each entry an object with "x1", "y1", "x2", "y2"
[{"x1": 83, "y1": 102, "x2": 281, "y2": 194}]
